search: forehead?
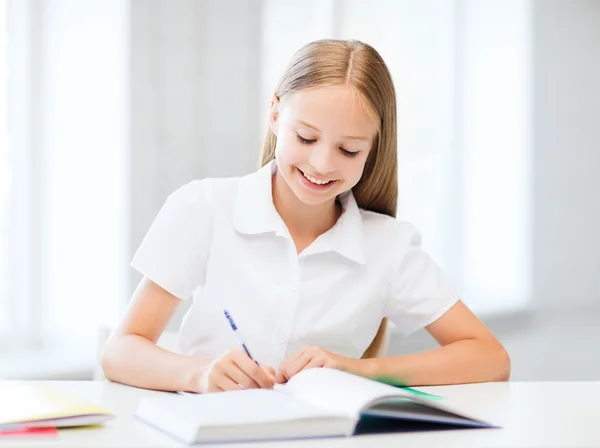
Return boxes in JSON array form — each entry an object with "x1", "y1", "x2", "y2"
[{"x1": 282, "y1": 85, "x2": 378, "y2": 135}]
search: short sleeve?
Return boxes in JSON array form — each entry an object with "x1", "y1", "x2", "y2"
[
  {"x1": 131, "y1": 180, "x2": 213, "y2": 300},
  {"x1": 385, "y1": 223, "x2": 459, "y2": 336}
]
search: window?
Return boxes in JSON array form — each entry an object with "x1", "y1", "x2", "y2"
[
  {"x1": 0, "y1": 0, "x2": 7, "y2": 333},
  {"x1": 2, "y1": 1, "x2": 128, "y2": 352},
  {"x1": 260, "y1": 0, "x2": 531, "y2": 315}
]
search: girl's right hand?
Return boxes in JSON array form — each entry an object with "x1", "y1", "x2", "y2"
[{"x1": 195, "y1": 349, "x2": 276, "y2": 393}]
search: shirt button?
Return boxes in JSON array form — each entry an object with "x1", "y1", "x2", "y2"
[{"x1": 291, "y1": 286, "x2": 297, "y2": 292}]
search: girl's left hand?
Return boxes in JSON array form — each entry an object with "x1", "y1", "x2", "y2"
[{"x1": 275, "y1": 346, "x2": 353, "y2": 383}]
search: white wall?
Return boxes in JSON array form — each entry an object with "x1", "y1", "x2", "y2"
[
  {"x1": 457, "y1": 0, "x2": 532, "y2": 314},
  {"x1": 532, "y1": 0, "x2": 600, "y2": 311},
  {"x1": 127, "y1": 0, "x2": 600, "y2": 322},
  {"x1": 32, "y1": 0, "x2": 128, "y2": 346},
  {"x1": 129, "y1": 0, "x2": 262, "y2": 328}
]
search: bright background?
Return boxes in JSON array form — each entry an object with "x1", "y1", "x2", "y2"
[{"x1": 1, "y1": 0, "x2": 599, "y2": 380}]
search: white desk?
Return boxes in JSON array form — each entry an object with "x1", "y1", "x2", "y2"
[{"x1": 1, "y1": 380, "x2": 598, "y2": 447}]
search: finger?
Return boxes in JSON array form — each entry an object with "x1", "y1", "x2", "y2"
[
  {"x1": 205, "y1": 370, "x2": 238, "y2": 393},
  {"x1": 218, "y1": 373, "x2": 246, "y2": 392},
  {"x1": 278, "y1": 348, "x2": 307, "y2": 377},
  {"x1": 262, "y1": 366, "x2": 276, "y2": 384},
  {"x1": 299, "y1": 358, "x2": 326, "y2": 372},
  {"x1": 275, "y1": 371, "x2": 287, "y2": 384},
  {"x1": 262, "y1": 365, "x2": 276, "y2": 377},
  {"x1": 224, "y1": 361, "x2": 261, "y2": 389},
  {"x1": 232, "y1": 352, "x2": 275, "y2": 389},
  {"x1": 204, "y1": 380, "x2": 221, "y2": 393},
  {"x1": 283, "y1": 352, "x2": 315, "y2": 380},
  {"x1": 214, "y1": 353, "x2": 257, "y2": 390}
]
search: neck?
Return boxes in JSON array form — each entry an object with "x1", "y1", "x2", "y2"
[{"x1": 272, "y1": 171, "x2": 340, "y2": 240}]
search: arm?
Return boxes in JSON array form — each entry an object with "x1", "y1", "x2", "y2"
[
  {"x1": 101, "y1": 278, "x2": 276, "y2": 392},
  {"x1": 277, "y1": 301, "x2": 510, "y2": 386},
  {"x1": 351, "y1": 300, "x2": 510, "y2": 385},
  {"x1": 277, "y1": 225, "x2": 510, "y2": 385},
  {"x1": 100, "y1": 277, "x2": 210, "y2": 392}
]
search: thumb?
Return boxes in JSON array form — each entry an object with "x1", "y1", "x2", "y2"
[
  {"x1": 275, "y1": 370, "x2": 287, "y2": 384},
  {"x1": 260, "y1": 366, "x2": 275, "y2": 381},
  {"x1": 261, "y1": 365, "x2": 276, "y2": 377}
]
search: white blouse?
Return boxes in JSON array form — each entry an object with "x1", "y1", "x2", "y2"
[{"x1": 131, "y1": 161, "x2": 459, "y2": 368}]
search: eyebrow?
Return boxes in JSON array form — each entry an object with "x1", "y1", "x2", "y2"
[{"x1": 296, "y1": 119, "x2": 370, "y2": 141}]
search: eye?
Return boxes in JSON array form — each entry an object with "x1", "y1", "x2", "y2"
[
  {"x1": 340, "y1": 148, "x2": 359, "y2": 158},
  {"x1": 296, "y1": 133, "x2": 315, "y2": 145}
]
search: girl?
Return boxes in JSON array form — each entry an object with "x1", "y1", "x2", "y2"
[{"x1": 101, "y1": 39, "x2": 510, "y2": 393}]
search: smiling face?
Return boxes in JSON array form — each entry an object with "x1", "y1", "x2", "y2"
[{"x1": 270, "y1": 84, "x2": 378, "y2": 206}]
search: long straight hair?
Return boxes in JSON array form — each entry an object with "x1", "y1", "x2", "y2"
[
  {"x1": 260, "y1": 39, "x2": 398, "y2": 218},
  {"x1": 260, "y1": 40, "x2": 398, "y2": 357}
]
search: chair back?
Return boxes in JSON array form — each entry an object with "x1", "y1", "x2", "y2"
[{"x1": 361, "y1": 318, "x2": 389, "y2": 359}]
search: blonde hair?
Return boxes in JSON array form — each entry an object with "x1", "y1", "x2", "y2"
[
  {"x1": 261, "y1": 39, "x2": 398, "y2": 357},
  {"x1": 261, "y1": 39, "x2": 398, "y2": 218}
]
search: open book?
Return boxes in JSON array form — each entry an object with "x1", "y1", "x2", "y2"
[
  {"x1": 0, "y1": 384, "x2": 114, "y2": 430},
  {"x1": 134, "y1": 368, "x2": 496, "y2": 444}
]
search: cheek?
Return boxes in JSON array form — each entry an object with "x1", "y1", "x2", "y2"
[
  {"x1": 276, "y1": 132, "x2": 305, "y2": 164},
  {"x1": 341, "y1": 158, "x2": 368, "y2": 185}
]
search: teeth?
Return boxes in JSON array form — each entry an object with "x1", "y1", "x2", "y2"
[{"x1": 302, "y1": 171, "x2": 331, "y2": 185}]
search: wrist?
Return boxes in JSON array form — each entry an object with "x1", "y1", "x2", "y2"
[
  {"x1": 183, "y1": 357, "x2": 213, "y2": 393},
  {"x1": 354, "y1": 357, "x2": 378, "y2": 379},
  {"x1": 338, "y1": 356, "x2": 377, "y2": 379}
]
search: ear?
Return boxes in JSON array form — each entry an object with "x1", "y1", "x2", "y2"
[{"x1": 269, "y1": 95, "x2": 280, "y2": 136}]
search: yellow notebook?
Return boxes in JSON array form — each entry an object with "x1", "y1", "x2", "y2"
[{"x1": 0, "y1": 383, "x2": 114, "y2": 429}]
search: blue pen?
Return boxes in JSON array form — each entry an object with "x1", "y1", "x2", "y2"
[{"x1": 223, "y1": 309, "x2": 259, "y2": 365}]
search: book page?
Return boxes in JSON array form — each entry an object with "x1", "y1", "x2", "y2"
[
  {"x1": 0, "y1": 384, "x2": 112, "y2": 426},
  {"x1": 139, "y1": 389, "x2": 346, "y2": 427},
  {"x1": 277, "y1": 368, "x2": 413, "y2": 417},
  {"x1": 279, "y1": 369, "x2": 496, "y2": 427}
]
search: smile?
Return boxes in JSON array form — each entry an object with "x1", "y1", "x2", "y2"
[
  {"x1": 296, "y1": 168, "x2": 337, "y2": 190},
  {"x1": 302, "y1": 171, "x2": 331, "y2": 185}
]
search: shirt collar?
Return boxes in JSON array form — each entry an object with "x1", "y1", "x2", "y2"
[
  {"x1": 233, "y1": 160, "x2": 366, "y2": 265},
  {"x1": 233, "y1": 160, "x2": 284, "y2": 236},
  {"x1": 301, "y1": 191, "x2": 366, "y2": 265}
]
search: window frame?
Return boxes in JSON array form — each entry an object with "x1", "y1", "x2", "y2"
[{"x1": 1, "y1": 0, "x2": 43, "y2": 351}]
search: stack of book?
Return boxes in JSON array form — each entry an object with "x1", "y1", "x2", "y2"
[{"x1": 0, "y1": 383, "x2": 114, "y2": 440}]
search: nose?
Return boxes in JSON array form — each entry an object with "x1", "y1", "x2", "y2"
[{"x1": 307, "y1": 143, "x2": 335, "y2": 175}]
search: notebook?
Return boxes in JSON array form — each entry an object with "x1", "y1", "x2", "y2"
[
  {"x1": 0, "y1": 383, "x2": 114, "y2": 429},
  {"x1": 134, "y1": 368, "x2": 497, "y2": 444}
]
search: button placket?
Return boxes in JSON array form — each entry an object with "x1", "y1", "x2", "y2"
[{"x1": 275, "y1": 255, "x2": 302, "y2": 361}]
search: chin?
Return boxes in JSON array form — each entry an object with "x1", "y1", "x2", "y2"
[
  {"x1": 294, "y1": 194, "x2": 334, "y2": 206},
  {"x1": 288, "y1": 182, "x2": 338, "y2": 206}
]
